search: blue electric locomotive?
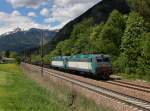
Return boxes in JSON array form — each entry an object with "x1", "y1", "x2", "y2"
[{"x1": 51, "y1": 54, "x2": 112, "y2": 79}]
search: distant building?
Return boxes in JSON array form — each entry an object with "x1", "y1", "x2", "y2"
[
  {"x1": 0, "y1": 56, "x2": 2, "y2": 61},
  {"x1": 0, "y1": 56, "x2": 4, "y2": 63},
  {"x1": 3, "y1": 57, "x2": 15, "y2": 62},
  {"x1": 0, "y1": 57, "x2": 15, "y2": 63}
]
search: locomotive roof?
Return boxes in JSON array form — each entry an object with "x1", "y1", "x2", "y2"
[
  {"x1": 52, "y1": 54, "x2": 110, "y2": 60},
  {"x1": 70, "y1": 54, "x2": 110, "y2": 58}
]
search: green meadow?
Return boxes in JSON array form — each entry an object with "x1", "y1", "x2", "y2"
[{"x1": 0, "y1": 64, "x2": 113, "y2": 111}]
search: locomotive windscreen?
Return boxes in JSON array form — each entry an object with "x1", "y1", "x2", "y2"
[
  {"x1": 97, "y1": 57, "x2": 109, "y2": 62},
  {"x1": 97, "y1": 59, "x2": 102, "y2": 62}
]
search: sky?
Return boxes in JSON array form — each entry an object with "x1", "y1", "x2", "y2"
[{"x1": 0, "y1": 0, "x2": 101, "y2": 35}]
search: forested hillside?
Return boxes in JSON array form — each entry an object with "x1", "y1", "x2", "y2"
[
  {"x1": 44, "y1": 0, "x2": 150, "y2": 80},
  {"x1": 46, "y1": 0, "x2": 130, "y2": 50}
]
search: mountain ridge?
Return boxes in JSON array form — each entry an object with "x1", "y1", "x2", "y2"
[{"x1": 0, "y1": 28, "x2": 57, "y2": 52}]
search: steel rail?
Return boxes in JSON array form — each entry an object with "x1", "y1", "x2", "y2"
[
  {"x1": 113, "y1": 80, "x2": 150, "y2": 89},
  {"x1": 36, "y1": 63, "x2": 150, "y2": 92},
  {"x1": 106, "y1": 81, "x2": 150, "y2": 93}
]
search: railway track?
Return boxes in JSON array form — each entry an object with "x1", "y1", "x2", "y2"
[
  {"x1": 25, "y1": 64, "x2": 150, "y2": 111},
  {"x1": 106, "y1": 81, "x2": 150, "y2": 93},
  {"x1": 41, "y1": 64, "x2": 150, "y2": 93},
  {"x1": 114, "y1": 80, "x2": 150, "y2": 88}
]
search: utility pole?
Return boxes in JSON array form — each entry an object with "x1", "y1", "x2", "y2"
[
  {"x1": 41, "y1": 31, "x2": 44, "y2": 76},
  {"x1": 23, "y1": 48, "x2": 25, "y2": 62},
  {"x1": 24, "y1": 48, "x2": 27, "y2": 63},
  {"x1": 29, "y1": 48, "x2": 31, "y2": 63}
]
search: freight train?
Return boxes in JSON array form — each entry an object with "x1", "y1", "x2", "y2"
[{"x1": 51, "y1": 54, "x2": 113, "y2": 80}]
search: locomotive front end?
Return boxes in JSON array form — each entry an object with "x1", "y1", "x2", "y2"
[{"x1": 95, "y1": 55, "x2": 113, "y2": 80}]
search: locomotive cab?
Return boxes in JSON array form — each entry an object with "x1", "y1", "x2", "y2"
[{"x1": 94, "y1": 55, "x2": 112, "y2": 79}]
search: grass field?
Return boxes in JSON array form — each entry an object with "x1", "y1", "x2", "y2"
[
  {"x1": 0, "y1": 64, "x2": 68, "y2": 111},
  {"x1": 0, "y1": 64, "x2": 113, "y2": 111}
]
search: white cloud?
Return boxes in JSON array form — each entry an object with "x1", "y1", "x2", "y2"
[
  {"x1": 11, "y1": 10, "x2": 21, "y2": 16},
  {"x1": 6, "y1": 0, "x2": 48, "y2": 8},
  {"x1": 44, "y1": 18, "x2": 56, "y2": 23},
  {"x1": 0, "y1": 12, "x2": 49, "y2": 35},
  {"x1": 4, "y1": 0, "x2": 101, "y2": 31},
  {"x1": 40, "y1": 8, "x2": 49, "y2": 17},
  {"x1": 48, "y1": 0, "x2": 101, "y2": 29},
  {"x1": 28, "y1": 12, "x2": 37, "y2": 17}
]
